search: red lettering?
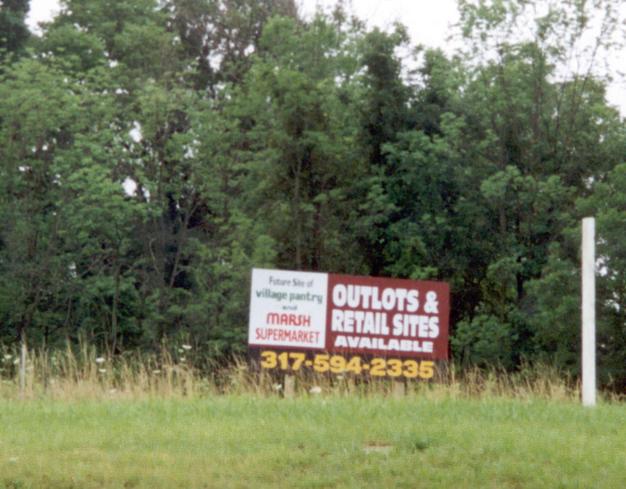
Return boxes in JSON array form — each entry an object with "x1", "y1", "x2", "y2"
[{"x1": 266, "y1": 313, "x2": 312, "y2": 327}]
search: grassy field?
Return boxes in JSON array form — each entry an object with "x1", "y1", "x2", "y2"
[{"x1": 0, "y1": 395, "x2": 624, "y2": 489}]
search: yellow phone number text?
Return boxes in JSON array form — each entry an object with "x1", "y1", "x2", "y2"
[{"x1": 259, "y1": 351, "x2": 434, "y2": 379}]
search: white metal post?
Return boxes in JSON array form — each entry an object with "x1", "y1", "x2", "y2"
[{"x1": 581, "y1": 217, "x2": 596, "y2": 407}]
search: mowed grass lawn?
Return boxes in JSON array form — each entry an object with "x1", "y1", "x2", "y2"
[{"x1": 0, "y1": 395, "x2": 624, "y2": 488}]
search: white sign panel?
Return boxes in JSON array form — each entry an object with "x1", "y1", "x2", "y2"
[{"x1": 248, "y1": 268, "x2": 327, "y2": 349}]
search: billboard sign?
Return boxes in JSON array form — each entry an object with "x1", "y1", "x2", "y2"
[{"x1": 248, "y1": 268, "x2": 449, "y2": 379}]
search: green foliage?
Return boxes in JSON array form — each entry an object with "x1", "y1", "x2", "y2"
[
  {"x1": 577, "y1": 164, "x2": 626, "y2": 388},
  {"x1": 0, "y1": 0, "x2": 625, "y2": 388},
  {"x1": 0, "y1": 0, "x2": 30, "y2": 61},
  {"x1": 526, "y1": 247, "x2": 580, "y2": 370},
  {"x1": 166, "y1": 0, "x2": 299, "y2": 92},
  {"x1": 233, "y1": 14, "x2": 368, "y2": 272},
  {"x1": 452, "y1": 314, "x2": 517, "y2": 368}
]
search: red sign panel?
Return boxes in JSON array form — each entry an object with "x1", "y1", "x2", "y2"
[{"x1": 325, "y1": 274, "x2": 449, "y2": 360}]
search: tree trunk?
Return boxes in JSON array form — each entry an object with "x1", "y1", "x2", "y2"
[
  {"x1": 294, "y1": 159, "x2": 302, "y2": 270},
  {"x1": 111, "y1": 263, "x2": 121, "y2": 354},
  {"x1": 19, "y1": 327, "x2": 27, "y2": 397}
]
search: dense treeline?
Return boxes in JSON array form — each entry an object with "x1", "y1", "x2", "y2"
[{"x1": 1, "y1": 0, "x2": 624, "y2": 388}]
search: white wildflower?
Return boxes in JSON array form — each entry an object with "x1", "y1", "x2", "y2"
[
  {"x1": 309, "y1": 386, "x2": 322, "y2": 395},
  {"x1": 3, "y1": 354, "x2": 11, "y2": 360},
  {"x1": 98, "y1": 368, "x2": 107, "y2": 374},
  {"x1": 152, "y1": 369, "x2": 161, "y2": 374},
  {"x1": 95, "y1": 357, "x2": 105, "y2": 364},
  {"x1": 182, "y1": 344, "x2": 192, "y2": 351},
  {"x1": 272, "y1": 383, "x2": 282, "y2": 391}
]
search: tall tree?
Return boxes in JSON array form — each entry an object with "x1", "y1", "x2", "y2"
[
  {"x1": 527, "y1": 159, "x2": 626, "y2": 389},
  {"x1": 353, "y1": 25, "x2": 412, "y2": 276},
  {"x1": 234, "y1": 14, "x2": 367, "y2": 273},
  {"x1": 449, "y1": 0, "x2": 626, "y2": 369},
  {"x1": 166, "y1": 0, "x2": 299, "y2": 95},
  {"x1": 0, "y1": 0, "x2": 30, "y2": 61},
  {"x1": 0, "y1": 59, "x2": 85, "y2": 347}
]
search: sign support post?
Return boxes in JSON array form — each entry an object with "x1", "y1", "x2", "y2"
[
  {"x1": 284, "y1": 374, "x2": 295, "y2": 399},
  {"x1": 392, "y1": 379, "x2": 406, "y2": 398},
  {"x1": 582, "y1": 217, "x2": 596, "y2": 407}
]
